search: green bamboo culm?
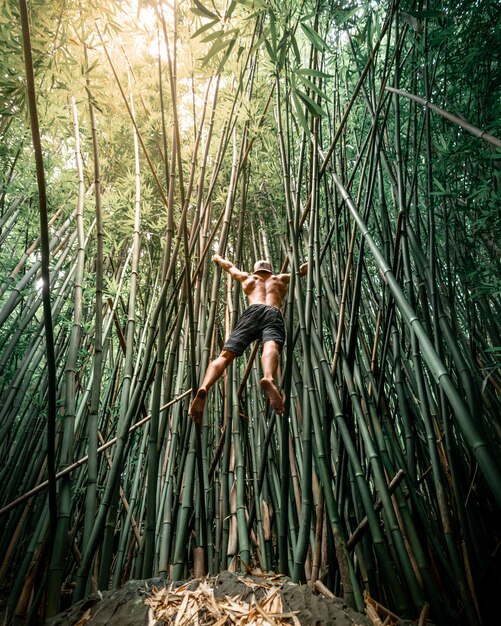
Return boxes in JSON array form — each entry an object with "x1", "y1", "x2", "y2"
[{"x1": 18, "y1": 0, "x2": 58, "y2": 613}]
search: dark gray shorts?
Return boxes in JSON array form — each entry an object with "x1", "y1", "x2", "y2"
[{"x1": 223, "y1": 304, "x2": 286, "y2": 355}]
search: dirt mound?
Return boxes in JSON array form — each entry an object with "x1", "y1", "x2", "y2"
[{"x1": 47, "y1": 571, "x2": 376, "y2": 625}]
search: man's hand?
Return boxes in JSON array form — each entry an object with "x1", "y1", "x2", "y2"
[
  {"x1": 214, "y1": 254, "x2": 232, "y2": 270},
  {"x1": 213, "y1": 255, "x2": 237, "y2": 275}
]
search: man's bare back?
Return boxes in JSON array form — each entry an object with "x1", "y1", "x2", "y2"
[
  {"x1": 213, "y1": 254, "x2": 304, "y2": 308},
  {"x1": 241, "y1": 273, "x2": 290, "y2": 307}
]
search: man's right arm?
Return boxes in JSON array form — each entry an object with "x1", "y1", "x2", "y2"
[{"x1": 213, "y1": 255, "x2": 249, "y2": 282}]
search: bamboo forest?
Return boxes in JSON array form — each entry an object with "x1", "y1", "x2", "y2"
[{"x1": 0, "y1": 0, "x2": 500, "y2": 624}]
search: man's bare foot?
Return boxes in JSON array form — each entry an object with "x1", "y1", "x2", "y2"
[
  {"x1": 190, "y1": 387, "x2": 207, "y2": 423},
  {"x1": 260, "y1": 378, "x2": 285, "y2": 415}
]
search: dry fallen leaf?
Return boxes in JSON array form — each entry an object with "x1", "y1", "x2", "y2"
[{"x1": 144, "y1": 574, "x2": 299, "y2": 625}]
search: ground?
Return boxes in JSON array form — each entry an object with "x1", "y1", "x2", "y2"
[{"x1": 46, "y1": 571, "x2": 383, "y2": 625}]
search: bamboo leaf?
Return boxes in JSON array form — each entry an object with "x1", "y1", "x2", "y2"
[
  {"x1": 301, "y1": 11, "x2": 317, "y2": 21},
  {"x1": 264, "y1": 38, "x2": 276, "y2": 64},
  {"x1": 239, "y1": 0, "x2": 267, "y2": 7},
  {"x1": 296, "y1": 68, "x2": 333, "y2": 80},
  {"x1": 251, "y1": 27, "x2": 270, "y2": 55},
  {"x1": 480, "y1": 152, "x2": 501, "y2": 160},
  {"x1": 292, "y1": 91, "x2": 310, "y2": 135},
  {"x1": 295, "y1": 74, "x2": 331, "y2": 103},
  {"x1": 269, "y1": 11, "x2": 277, "y2": 52},
  {"x1": 277, "y1": 31, "x2": 289, "y2": 69},
  {"x1": 300, "y1": 22, "x2": 327, "y2": 52},
  {"x1": 290, "y1": 77, "x2": 310, "y2": 135},
  {"x1": 296, "y1": 88, "x2": 325, "y2": 117},
  {"x1": 200, "y1": 36, "x2": 229, "y2": 67},
  {"x1": 216, "y1": 37, "x2": 236, "y2": 74},
  {"x1": 291, "y1": 34, "x2": 301, "y2": 65},
  {"x1": 84, "y1": 59, "x2": 99, "y2": 75},
  {"x1": 191, "y1": 7, "x2": 214, "y2": 19},
  {"x1": 225, "y1": 0, "x2": 237, "y2": 19},
  {"x1": 191, "y1": 19, "x2": 219, "y2": 39},
  {"x1": 337, "y1": 7, "x2": 359, "y2": 25},
  {"x1": 201, "y1": 29, "x2": 226, "y2": 44},
  {"x1": 430, "y1": 178, "x2": 450, "y2": 196},
  {"x1": 192, "y1": 0, "x2": 219, "y2": 20}
]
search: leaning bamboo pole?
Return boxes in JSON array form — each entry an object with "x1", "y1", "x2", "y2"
[
  {"x1": 18, "y1": 0, "x2": 57, "y2": 578},
  {"x1": 385, "y1": 86, "x2": 501, "y2": 149}
]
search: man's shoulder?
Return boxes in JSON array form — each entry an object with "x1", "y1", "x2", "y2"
[{"x1": 273, "y1": 272, "x2": 291, "y2": 282}]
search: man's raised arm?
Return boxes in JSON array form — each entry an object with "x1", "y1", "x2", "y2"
[
  {"x1": 283, "y1": 262, "x2": 308, "y2": 278},
  {"x1": 213, "y1": 254, "x2": 249, "y2": 282}
]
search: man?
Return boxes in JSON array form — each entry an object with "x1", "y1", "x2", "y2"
[{"x1": 189, "y1": 254, "x2": 307, "y2": 422}]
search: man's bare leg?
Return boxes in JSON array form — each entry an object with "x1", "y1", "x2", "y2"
[
  {"x1": 260, "y1": 340, "x2": 284, "y2": 415},
  {"x1": 190, "y1": 349, "x2": 237, "y2": 422}
]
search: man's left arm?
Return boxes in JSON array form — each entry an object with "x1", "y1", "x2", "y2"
[{"x1": 278, "y1": 262, "x2": 308, "y2": 283}]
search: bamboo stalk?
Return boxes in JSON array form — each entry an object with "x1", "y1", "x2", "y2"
[
  {"x1": 46, "y1": 94, "x2": 87, "y2": 616},
  {"x1": 18, "y1": 0, "x2": 58, "y2": 579}
]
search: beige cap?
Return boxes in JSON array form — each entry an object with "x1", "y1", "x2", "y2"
[{"x1": 253, "y1": 260, "x2": 272, "y2": 274}]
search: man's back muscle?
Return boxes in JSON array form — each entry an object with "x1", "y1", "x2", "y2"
[{"x1": 242, "y1": 274, "x2": 290, "y2": 308}]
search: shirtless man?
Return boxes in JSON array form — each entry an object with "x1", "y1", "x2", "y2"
[{"x1": 189, "y1": 255, "x2": 308, "y2": 422}]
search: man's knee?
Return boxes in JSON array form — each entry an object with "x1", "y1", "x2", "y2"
[
  {"x1": 262, "y1": 340, "x2": 281, "y2": 354},
  {"x1": 219, "y1": 349, "x2": 238, "y2": 363}
]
